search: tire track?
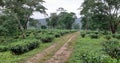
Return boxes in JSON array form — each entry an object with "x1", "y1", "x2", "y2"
[{"x1": 45, "y1": 32, "x2": 79, "y2": 63}]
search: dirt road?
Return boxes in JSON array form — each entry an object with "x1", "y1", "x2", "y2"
[{"x1": 23, "y1": 32, "x2": 79, "y2": 63}]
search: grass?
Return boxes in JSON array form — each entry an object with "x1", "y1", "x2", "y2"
[{"x1": 68, "y1": 35, "x2": 106, "y2": 63}]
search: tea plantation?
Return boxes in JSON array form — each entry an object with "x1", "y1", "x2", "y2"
[
  {"x1": 68, "y1": 31, "x2": 120, "y2": 63},
  {"x1": 0, "y1": 29, "x2": 76, "y2": 63}
]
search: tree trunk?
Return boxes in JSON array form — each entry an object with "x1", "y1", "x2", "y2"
[
  {"x1": 111, "y1": 28, "x2": 116, "y2": 34},
  {"x1": 13, "y1": 13, "x2": 26, "y2": 39},
  {"x1": 23, "y1": 22, "x2": 28, "y2": 30},
  {"x1": 22, "y1": 15, "x2": 30, "y2": 30},
  {"x1": 110, "y1": 25, "x2": 117, "y2": 34}
]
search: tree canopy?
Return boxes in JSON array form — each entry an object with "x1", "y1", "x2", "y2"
[
  {"x1": 80, "y1": 0, "x2": 120, "y2": 33},
  {"x1": 46, "y1": 11, "x2": 76, "y2": 29},
  {"x1": 0, "y1": 0, "x2": 46, "y2": 38}
]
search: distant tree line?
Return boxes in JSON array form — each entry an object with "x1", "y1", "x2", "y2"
[{"x1": 46, "y1": 7, "x2": 77, "y2": 29}]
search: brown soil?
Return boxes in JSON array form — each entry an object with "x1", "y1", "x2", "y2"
[{"x1": 45, "y1": 32, "x2": 78, "y2": 63}]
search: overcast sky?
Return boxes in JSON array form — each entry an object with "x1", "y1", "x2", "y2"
[{"x1": 31, "y1": 0, "x2": 84, "y2": 19}]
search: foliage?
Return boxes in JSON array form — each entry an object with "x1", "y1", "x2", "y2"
[
  {"x1": 81, "y1": 33, "x2": 86, "y2": 38},
  {"x1": 0, "y1": 0, "x2": 46, "y2": 38},
  {"x1": 73, "y1": 23, "x2": 80, "y2": 30},
  {"x1": 105, "y1": 35, "x2": 112, "y2": 40},
  {"x1": 41, "y1": 25, "x2": 47, "y2": 29},
  {"x1": 47, "y1": 11, "x2": 76, "y2": 29},
  {"x1": 29, "y1": 18, "x2": 39, "y2": 28},
  {"x1": 58, "y1": 12, "x2": 76, "y2": 29},
  {"x1": 0, "y1": 15, "x2": 18, "y2": 35},
  {"x1": 80, "y1": 53, "x2": 117, "y2": 63},
  {"x1": 114, "y1": 34, "x2": 120, "y2": 39},
  {"x1": 10, "y1": 39, "x2": 40, "y2": 55},
  {"x1": 80, "y1": 0, "x2": 120, "y2": 33},
  {"x1": 90, "y1": 34, "x2": 99, "y2": 39},
  {"x1": 40, "y1": 34, "x2": 54, "y2": 43},
  {"x1": 0, "y1": 46, "x2": 8, "y2": 52},
  {"x1": 68, "y1": 36, "x2": 115, "y2": 63},
  {"x1": 47, "y1": 13, "x2": 58, "y2": 28},
  {"x1": 54, "y1": 33, "x2": 61, "y2": 38},
  {"x1": 102, "y1": 40, "x2": 120, "y2": 59}
]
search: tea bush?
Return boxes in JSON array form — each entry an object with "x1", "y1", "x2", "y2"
[
  {"x1": 80, "y1": 33, "x2": 86, "y2": 38},
  {"x1": 94, "y1": 31, "x2": 99, "y2": 34},
  {"x1": 101, "y1": 31, "x2": 111, "y2": 35},
  {"x1": 60, "y1": 32, "x2": 65, "y2": 36},
  {"x1": 102, "y1": 40, "x2": 120, "y2": 59},
  {"x1": 0, "y1": 29, "x2": 75, "y2": 54},
  {"x1": 114, "y1": 34, "x2": 120, "y2": 39},
  {"x1": 10, "y1": 39, "x2": 40, "y2": 55},
  {"x1": 105, "y1": 35, "x2": 112, "y2": 40},
  {"x1": 54, "y1": 33, "x2": 61, "y2": 38},
  {"x1": 34, "y1": 33, "x2": 42, "y2": 39},
  {"x1": 0, "y1": 46, "x2": 8, "y2": 52},
  {"x1": 112, "y1": 34, "x2": 116, "y2": 38},
  {"x1": 90, "y1": 34, "x2": 99, "y2": 39},
  {"x1": 40, "y1": 34, "x2": 54, "y2": 43},
  {"x1": 80, "y1": 53, "x2": 117, "y2": 63}
]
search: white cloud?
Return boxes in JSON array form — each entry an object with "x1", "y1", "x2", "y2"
[{"x1": 31, "y1": 0, "x2": 84, "y2": 19}]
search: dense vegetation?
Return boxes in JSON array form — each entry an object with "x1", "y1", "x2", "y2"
[
  {"x1": 47, "y1": 11, "x2": 76, "y2": 29},
  {"x1": 68, "y1": 31, "x2": 120, "y2": 63},
  {"x1": 0, "y1": 29, "x2": 76, "y2": 63},
  {"x1": 73, "y1": 1, "x2": 120, "y2": 62},
  {"x1": 80, "y1": 0, "x2": 120, "y2": 34},
  {"x1": 0, "y1": 29, "x2": 75, "y2": 54}
]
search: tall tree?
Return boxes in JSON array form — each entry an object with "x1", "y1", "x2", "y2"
[
  {"x1": 49, "y1": 13, "x2": 58, "y2": 28},
  {"x1": 0, "y1": 0, "x2": 46, "y2": 38},
  {"x1": 0, "y1": 15, "x2": 18, "y2": 36},
  {"x1": 80, "y1": 0, "x2": 120, "y2": 33},
  {"x1": 46, "y1": 13, "x2": 58, "y2": 29},
  {"x1": 58, "y1": 12, "x2": 76, "y2": 29}
]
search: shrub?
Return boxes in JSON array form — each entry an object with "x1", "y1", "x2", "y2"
[
  {"x1": 94, "y1": 31, "x2": 99, "y2": 34},
  {"x1": 13, "y1": 35, "x2": 19, "y2": 39},
  {"x1": 53, "y1": 32, "x2": 61, "y2": 38},
  {"x1": 81, "y1": 33, "x2": 86, "y2": 38},
  {"x1": 102, "y1": 40, "x2": 120, "y2": 59},
  {"x1": 112, "y1": 34, "x2": 116, "y2": 38},
  {"x1": 10, "y1": 39, "x2": 39, "y2": 55},
  {"x1": 90, "y1": 34, "x2": 99, "y2": 39},
  {"x1": 33, "y1": 32, "x2": 38, "y2": 37},
  {"x1": 86, "y1": 31, "x2": 99, "y2": 34},
  {"x1": 60, "y1": 32, "x2": 65, "y2": 36},
  {"x1": 0, "y1": 36, "x2": 5, "y2": 43},
  {"x1": 35, "y1": 33, "x2": 42, "y2": 39},
  {"x1": 0, "y1": 46, "x2": 8, "y2": 52},
  {"x1": 54, "y1": 34, "x2": 61, "y2": 38},
  {"x1": 102, "y1": 31, "x2": 111, "y2": 35},
  {"x1": 86, "y1": 31, "x2": 92, "y2": 34},
  {"x1": 47, "y1": 32, "x2": 54, "y2": 35},
  {"x1": 80, "y1": 53, "x2": 117, "y2": 63},
  {"x1": 114, "y1": 34, "x2": 120, "y2": 39},
  {"x1": 105, "y1": 35, "x2": 111, "y2": 40},
  {"x1": 41, "y1": 34, "x2": 54, "y2": 43},
  {"x1": 0, "y1": 36, "x2": 15, "y2": 45}
]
